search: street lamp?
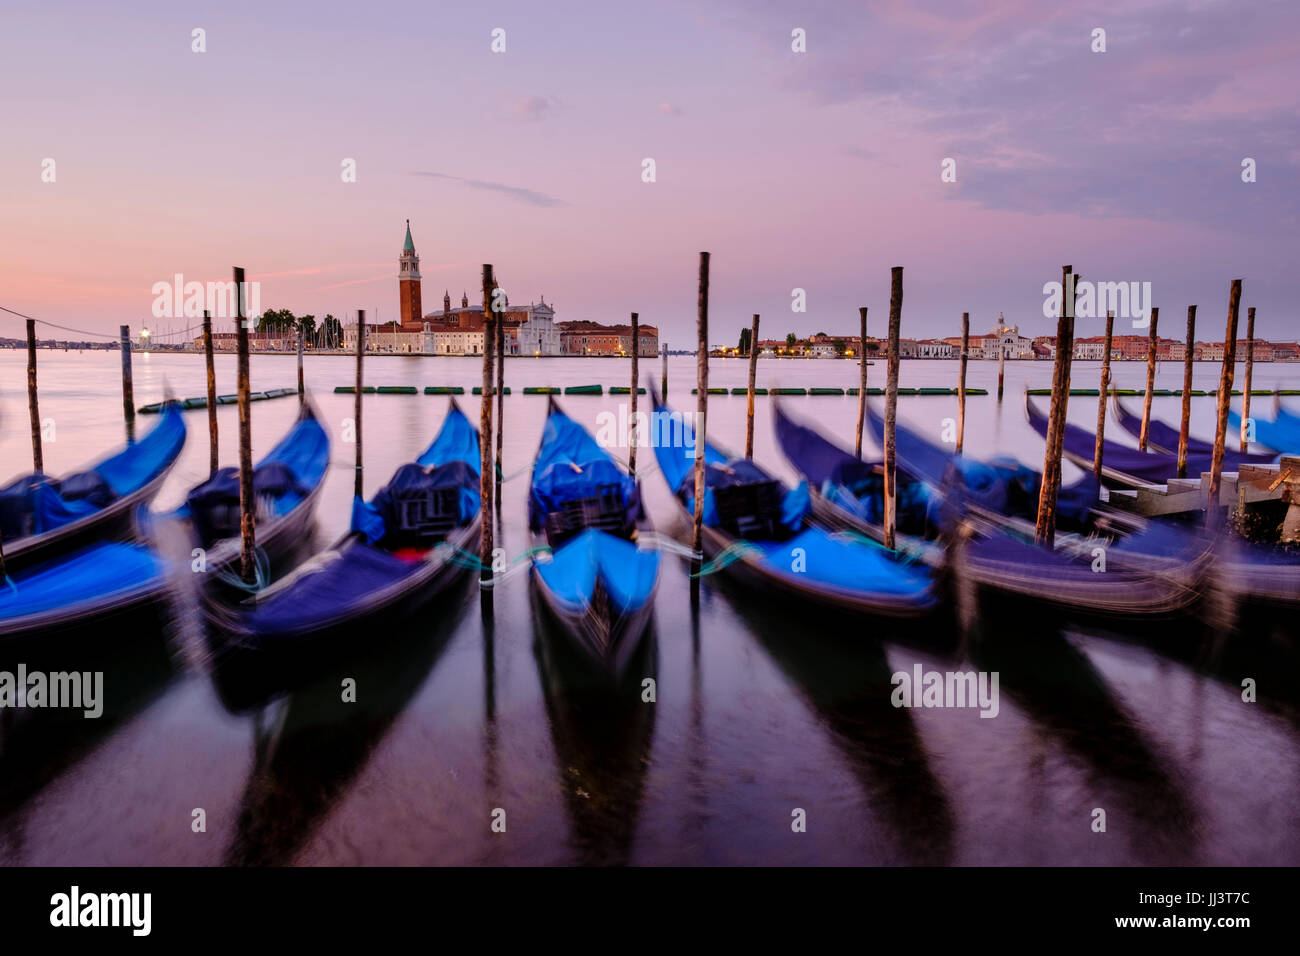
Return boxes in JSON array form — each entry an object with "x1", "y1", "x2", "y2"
[{"x1": 140, "y1": 328, "x2": 151, "y2": 350}]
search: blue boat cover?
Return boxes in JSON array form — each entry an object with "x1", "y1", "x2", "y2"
[
  {"x1": 243, "y1": 538, "x2": 427, "y2": 637},
  {"x1": 0, "y1": 541, "x2": 164, "y2": 621},
  {"x1": 350, "y1": 403, "x2": 482, "y2": 544},
  {"x1": 1027, "y1": 397, "x2": 1274, "y2": 482},
  {"x1": 528, "y1": 406, "x2": 641, "y2": 533},
  {"x1": 179, "y1": 409, "x2": 330, "y2": 545},
  {"x1": 535, "y1": 528, "x2": 660, "y2": 615},
  {"x1": 647, "y1": 398, "x2": 808, "y2": 533},
  {"x1": 1230, "y1": 408, "x2": 1300, "y2": 455},
  {"x1": 0, "y1": 402, "x2": 186, "y2": 539},
  {"x1": 1114, "y1": 399, "x2": 1213, "y2": 455},
  {"x1": 866, "y1": 401, "x2": 1099, "y2": 529},
  {"x1": 774, "y1": 403, "x2": 939, "y2": 532},
  {"x1": 757, "y1": 528, "x2": 934, "y2": 600}
]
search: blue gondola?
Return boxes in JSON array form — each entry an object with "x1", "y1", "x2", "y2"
[
  {"x1": 815, "y1": 400, "x2": 1207, "y2": 616},
  {"x1": 649, "y1": 386, "x2": 937, "y2": 617},
  {"x1": 0, "y1": 401, "x2": 186, "y2": 569},
  {"x1": 166, "y1": 402, "x2": 330, "y2": 574},
  {"x1": 1025, "y1": 393, "x2": 1275, "y2": 486},
  {"x1": 1, "y1": 540, "x2": 171, "y2": 642},
  {"x1": 204, "y1": 400, "x2": 482, "y2": 647},
  {"x1": 1228, "y1": 406, "x2": 1300, "y2": 456},
  {"x1": 528, "y1": 400, "x2": 659, "y2": 677}
]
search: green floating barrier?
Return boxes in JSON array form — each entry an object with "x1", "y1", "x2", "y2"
[
  {"x1": 333, "y1": 386, "x2": 376, "y2": 394},
  {"x1": 565, "y1": 384, "x2": 603, "y2": 395},
  {"x1": 471, "y1": 386, "x2": 513, "y2": 394},
  {"x1": 729, "y1": 387, "x2": 767, "y2": 395},
  {"x1": 1150, "y1": 389, "x2": 1175, "y2": 396},
  {"x1": 897, "y1": 388, "x2": 919, "y2": 396},
  {"x1": 1278, "y1": 389, "x2": 1300, "y2": 396},
  {"x1": 918, "y1": 387, "x2": 951, "y2": 395},
  {"x1": 810, "y1": 387, "x2": 845, "y2": 395},
  {"x1": 522, "y1": 387, "x2": 558, "y2": 394},
  {"x1": 1190, "y1": 389, "x2": 1210, "y2": 396},
  {"x1": 249, "y1": 392, "x2": 269, "y2": 401},
  {"x1": 182, "y1": 396, "x2": 208, "y2": 409},
  {"x1": 688, "y1": 388, "x2": 728, "y2": 394},
  {"x1": 138, "y1": 402, "x2": 163, "y2": 414},
  {"x1": 1113, "y1": 389, "x2": 1140, "y2": 396},
  {"x1": 609, "y1": 386, "x2": 647, "y2": 394},
  {"x1": 217, "y1": 393, "x2": 239, "y2": 403},
  {"x1": 967, "y1": 388, "x2": 989, "y2": 395},
  {"x1": 424, "y1": 386, "x2": 465, "y2": 395},
  {"x1": 377, "y1": 385, "x2": 417, "y2": 395},
  {"x1": 1072, "y1": 388, "x2": 1100, "y2": 396},
  {"x1": 265, "y1": 387, "x2": 297, "y2": 398},
  {"x1": 1250, "y1": 389, "x2": 1273, "y2": 395},
  {"x1": 771, "y1": 387, "x2": 807, "y2": 396}
]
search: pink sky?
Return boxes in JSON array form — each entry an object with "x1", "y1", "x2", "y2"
[{"x1": 1, "y1": 0, "x2": 1296, "y2": 346}]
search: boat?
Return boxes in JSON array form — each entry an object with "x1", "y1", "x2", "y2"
[
  {"x1": 202, "y1": 400, "x2": 482, "y2": 650},
  {"x1": 1111, "y1": 397, "x2": 1213, "y2": 457},
  {"x1": 164, "y1": 402, "x2": 330, "y2": 578},
  {"x1": 0, "y1": 540, "x2": 172, "y2": 643},
  {"x1": 0, "y1": 401, "x2": 186, "y2": 570},
  {"x1": 781, "y1": 401, "x2": 1204, "y2": 617},
  {"x1": 1025, "y1": 393, "x2": 1275, "y2": 487},
  {"x1": 528, "y1": 400, "x2": 659, "y2": 678},
  {"x1": 1228, "y1": 406, "x2": 1300, "y2": 456},
  {"x1": 648, "y1": 385, "x2": 938, "y2": 617}
]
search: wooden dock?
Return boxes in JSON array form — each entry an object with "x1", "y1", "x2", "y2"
[{"x1": 1108, "y1": 455, "x2": 1300, "y2": 530}]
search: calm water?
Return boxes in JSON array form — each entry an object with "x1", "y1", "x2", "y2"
[{"x1": 2, "y1": 349, "x2": 1299, "y2": 866}]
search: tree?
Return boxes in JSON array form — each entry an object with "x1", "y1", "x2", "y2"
[
  {"x1": 256, "y1": 308, "x2": 295, "y2": 334},
  {"x1": 833, "y1": 338, "x2": 846, "y2": 355},
  {"x1": 738, "y1": 327, "x2": 752, "y2": 355},
  {"x1": 296, "y1": 313, "x2": 317, "y2": 341},
  {"x1": 785, "y1": 332, "x2": 797, "y2": 348}
]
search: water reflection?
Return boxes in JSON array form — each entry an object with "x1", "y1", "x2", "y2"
[
  {"x1": 219, "y1": 575, "x2": 472, "y2": 866},
  {"x1": 531, "y1": 594, "x2": 658, "y2": 865}
]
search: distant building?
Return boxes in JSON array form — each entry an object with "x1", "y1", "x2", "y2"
[{"x1": 558, "y1": 321, "x2": 659, "y2": 356}]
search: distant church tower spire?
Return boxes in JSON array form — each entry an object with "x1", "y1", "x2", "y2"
[
  {"x1": 398, "y1": 219, "x2": 422, "y2": 328},
  {"x1": 461, "y1": 291, "x2": 469, "y2": 308},
  {"x1": 444, "y1": 290, "x2": 451, "y2": 313}
]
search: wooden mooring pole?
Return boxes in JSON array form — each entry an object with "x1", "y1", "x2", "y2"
[
  {"x1": 1138, "y1": 307, "x2": 1160, "y2": 450},
  {"x1": 855, "y1": 307, "x2": 868, "y2": 457},
  {"x1": 882, "y1": 267, "x2": 903, "y2": 551},
  {"x1": 1094, "y1": 310, "x2": 1114, "y2": 478},
  {"x1": 1036, "y1": 265, "x2": 1075, "y2": 547},
  {"x1": 629, "y1": 312, "x2": 641, "y2": 475},
  {"x1": 1177, "y1": 306, "x2": 1197, "y2": 478},
  {"x1": 297, "y1": 324, "x2": 305, "y2": 404},
  {"x1": 203, "y1": 311, "x2": 218, "y2": 476},
  {"x1": 354, "y1": 309, "x2": 365, "y2": 497},
  {"x1": 692, "y1": 252, "x2": 710, "y2": 574},
  {"x1": 997, "y1": 347, "x2": 1005, "y2": 402},
  {"x1": 1241, "y1": 306, "x2": 1256, "y2": 452},
  {"x1": 26, "y1": 319, "x2": 42, "y2": 473},
  {"x1": 744, "y1": 313, "x2": 759, "y2": 459},
  {"x1": 495, "y1": 299, "x2": 505, "y2": 490},
  {"x1": 956, "y1": 311, "x2": 969, "y2": 454},
  {"x1": 1207, "y1": 280, "x2": 1242, "y2": 525},
  {"x1": 480, "y1": 265, "x2": 497, "y2": 588},
  {"x1": 234, "y1": 266, "x2": 257, "y2": 586},
  {"x1": 661, "y1": 343, "x2": 668, "y2": 399},
  {"x1": 120, "y1": 324, "x2": 135, "y2": 442}
]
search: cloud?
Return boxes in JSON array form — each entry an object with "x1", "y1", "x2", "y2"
[
  {"x1": 411, "y1": 171, "x2": 569, "y2": 207},
  {"x1": 734, "y1": 0, "x2": 1300, "y2": 235},
  {"x1": 512, "y1": 94, "x2": 560, "y2": 121}
]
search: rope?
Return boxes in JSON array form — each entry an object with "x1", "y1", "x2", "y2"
[
  {"x1": 690, "y1": 540, "x2": 764, "y2": 578},
  {"x1": 208, "y1": 546, "x2": 272, "y2": 594}
]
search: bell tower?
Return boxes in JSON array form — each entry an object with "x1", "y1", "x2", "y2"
[{"x1": 398, "y1": 219, "x2": 422, "y2": 328}]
